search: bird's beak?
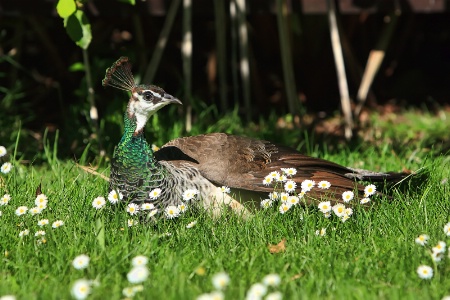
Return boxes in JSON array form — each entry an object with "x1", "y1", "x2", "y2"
[{"x1": 163, "y1": 93, "x2": 182, "y2": 105}]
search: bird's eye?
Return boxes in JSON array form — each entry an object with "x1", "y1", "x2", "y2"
[{"x1": 143, "y1": 92, "x2": 153, "y2": 101}]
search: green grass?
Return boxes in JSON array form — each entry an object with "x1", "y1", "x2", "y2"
[{"x1": 1, "y1": 110, "x2": 450, "y2": 300}]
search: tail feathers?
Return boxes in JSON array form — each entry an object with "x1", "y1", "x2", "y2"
[{"x1": 345, "y1": 167, "x2": 410, "y2": 182}]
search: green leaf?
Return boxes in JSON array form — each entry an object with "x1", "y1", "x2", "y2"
[
  {"x1": 56, "y1": 0, "x2": 76, "y2": 18},
  {"x1": 64, "y1": 10, "x2": 92, "y2": 50},
  {"x1": 118, "y1": 0, "x2": 135, "y2": 5},
  {"x1": 95, "y1": 217, "x2": 106, "y2": 252},
  {"x1": 69, "y1": 62, "x2": 85, "y2": 72}
]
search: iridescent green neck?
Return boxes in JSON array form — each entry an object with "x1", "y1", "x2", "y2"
[{"x1": 115, "y1": 112, "x2": 154, "y2": 161}]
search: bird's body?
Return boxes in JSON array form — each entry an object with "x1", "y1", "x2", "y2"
[{"x1": 104, "y1": 57, "x2": 406, "y2": 216}]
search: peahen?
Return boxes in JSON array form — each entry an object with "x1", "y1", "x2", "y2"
[{"x1": 103, "y1": 57, "x2": 407, "y2": 217}]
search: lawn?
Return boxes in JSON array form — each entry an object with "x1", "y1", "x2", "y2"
[{"x1": 1, "y1": 109, "x2": 450, "y2": 300}]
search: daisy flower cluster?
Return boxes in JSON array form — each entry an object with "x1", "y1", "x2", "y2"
[
  {"x1": 197, "y1": 272, "x2": 283, "y2": 300},
  {"x1": 2, "y1": 192, "x2": 64, "y2": 242},
  {"x1": 414, "y1": 222, "x2": 450, "y2": 280},
  {"x1": 70, "y1": 254, "x2": 99, "y2": 300},
  {"x1": 95, "y1": 187, "x2": 201, "y2": 225},
  {"x1": 260, "y1": 167, "x2": 378, "y2": 222},
  {"x1": 260, "y1": 168, "x2": 310, "y2": 214},
  {"x1": 245, "y1": 273, "x2": 282, "y2": 300},
  {"x1": 123, "y1": 255, "x2": 150, "y2": 298},
  {"x1": 316, "y1": 184, "x2": 376, "y2": 223},
  {"x1": 0, "y1": 145, "x2": 13, "y2": 175}
]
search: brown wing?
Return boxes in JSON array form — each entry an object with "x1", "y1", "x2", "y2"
[{"x1": 155, "y1": 133, "x2": 379, "y2": 204}]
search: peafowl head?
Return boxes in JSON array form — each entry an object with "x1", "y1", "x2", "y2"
[{"x1": 102, "y1": 57, "x2": 182, "y2": 134}]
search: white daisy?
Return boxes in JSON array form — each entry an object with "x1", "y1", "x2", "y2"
[
  {"x1": 344, "y1": 207, "x2": 353, "y2": 216},
  {"x1": 265, "y1": 291, "x2": 283, "y2": 300},
  {"x1": 209, "y1": 291, "x2": 224, "y2": 300},
  {"x1": 220, "y1": 186, "x2": 230, "y2": 194},
  {"x1": 149, "y1": 188, "x2": 162, "y2": 200},
  {"x1": 318, "y1": 201, "x2": 331, "y2": 213},
  {"x1": 72, "y1": 254, "x2": 90, "y2": 270},
  {"x1": 415, "y1": 234, "x2": 429, "y2": 246},
  {"x1": 71, "y1": 279, "x2": 91, "y2": 300},
  {"x1": 277, "y1": 174, "x2": 288, "y2": 182},
  {"x1": 28, "y1": 207, "x2": 41, "y2": 215},
  {"x1": 197, "y1": 293, "x2": 213, "y2": 300},
  {"x1": 260, "y1": 199, "x2": 273, "y2": 209},
  {"x1": 287, "y1": 195, "x2": 299, "y2": 206},
  {"x1": 15, "y1": 206, "x2": 28, "y2": 216},
  {"x1": 1, "y1": 162, "x2": 12, "y2": 174},
  {"x1": 35, "y1": 194, "x2": 48, "y2": 207},
  {"x1": 122, "y1": 287, "x2": 136, "y2": 298},
  {"x1": 132, "y1": 285, "x2": 144, "y2": 293},
  {"x1": 19, "y1": 229, "x2": 29, "y2": 237},
  {"x1": 127, "y1": 266, "x2": 149, "y2": 284},
  {"x1": 247, "y1": 283, "x2": 267, "y2": 298},
  {"x1": 212, "y1": 272, "x2": 230, "y2": 290},
  {"x1": 341, "y1": 215, "x2": 351, "y2": 222},
  {"x1": 108, "y1": 190, "x2": 123, "y2": 204},
  {"x1": 0, "y1": 194, "x2": 11, "y2": 206},
  {"x1": 38, "y1": 219, "x2": 49, "y2": 227},
  {"x1": 364, "y1": 184, "x2": 376, "y2": 197},
  {"x1": 279, "y1": 192, "x2": 289, "y2": 203},
  {"x1": 444, "y1": 222, "x2": 450, "y2": 236},
  {"x1": 315, "y1": 228, "x2": 327, "y2": 236},
  {"x1": 148, "y1": 209, "x2": 158, "y2": 217},
  {"x1": 34, "y1": 230, "x2": 45, "y2": 237},
  {"x1": 281, "y1": 168, "x2": 297, "y2": 176},
  {"x1": 318, "y1": 180, "x2": 331, "y2": 189},
  {"x1": 132, "y1": 255, "x2": 148, "y2": 267},
  {"x1": 342, "y1": 191, "x2": 354, "y2": 203},
  {"x1": 52, "y1": 220, "x2": 64, "y2": 228},
  {"x1": 164, "y1": 205, "x2": 181, "y2": 219},
  {"x1": 268, "y1": 171, "x2": 281, "y2": 179},
  {"x1": 92, "y1": 196, "x2": 106, "y2": 209},
  {"x1": 263, "y1": 175, "x2": 273, "y2": 186},
  {"x1": 37, "y1": 202, "x2": 47, "y2": 211},
  {"x1": 182, "y1": 189, "x2": 199, "y2": 201},
  {"x1": 279, "y1": 203, "x2": 292, "y2": 214},
  {"x1": 301, "y1": 180, "x2": 315, "y2": 192},
  {"x1": 128, "y1": 219, "x2": 138, "y2": 227},
  {"x1": 360, "y1": 197, "x2": 371, "y2": 204},
  {"x1": 324, "y1": 211, "x2": 332, "y2": 218},
  {"x1": 178, "y1": 202, "x2": 188, "y2": 213},
  {"x1": 141, "y1": 203, "x2": 155, "y2": 210},
  {"x1": 284, "y1": 180, "x2": 296, "y2": 193},
  {"x1": 432, "y1": 251, "x2": 444, "y2": 262},
  {"x1": 126, "y1": 203, "x2": 140, "y2": 215},
  {"x1": 268, "y1": 192, "x2": 279, "y2": 200},
  {"x1": 432, "y1": 241, "x2": 446, "y2": 254},
  {"x1": 0, "y1": 146, "x2": 6, "y2": 157},
  {"x1": 262, "y1": 273, "x2": 281, "y2": 287},
  {"x1": 416, "y1": 265, "x2": 433, "y2": 279},
  {"x1": 332, "y1": 203, "x2": 346, "y2": 217},
  {"x1": 186, "y1": 221, "x2": 197, "y2": 228}
]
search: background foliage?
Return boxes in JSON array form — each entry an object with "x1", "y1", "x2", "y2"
[{"x1": 1, "y1": 0, "x2": 450, "y2": 162}]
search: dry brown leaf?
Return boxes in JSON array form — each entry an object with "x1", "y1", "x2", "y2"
[
  {"x1": 268, "y1": 238, "x2": 286, "y2": 254},
  {"x1": 290, "y1": 273, "x2": 303, "y2": 281},
  {"x1": 77, "y1": 164, "x2": 110, "y2": 182}
]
